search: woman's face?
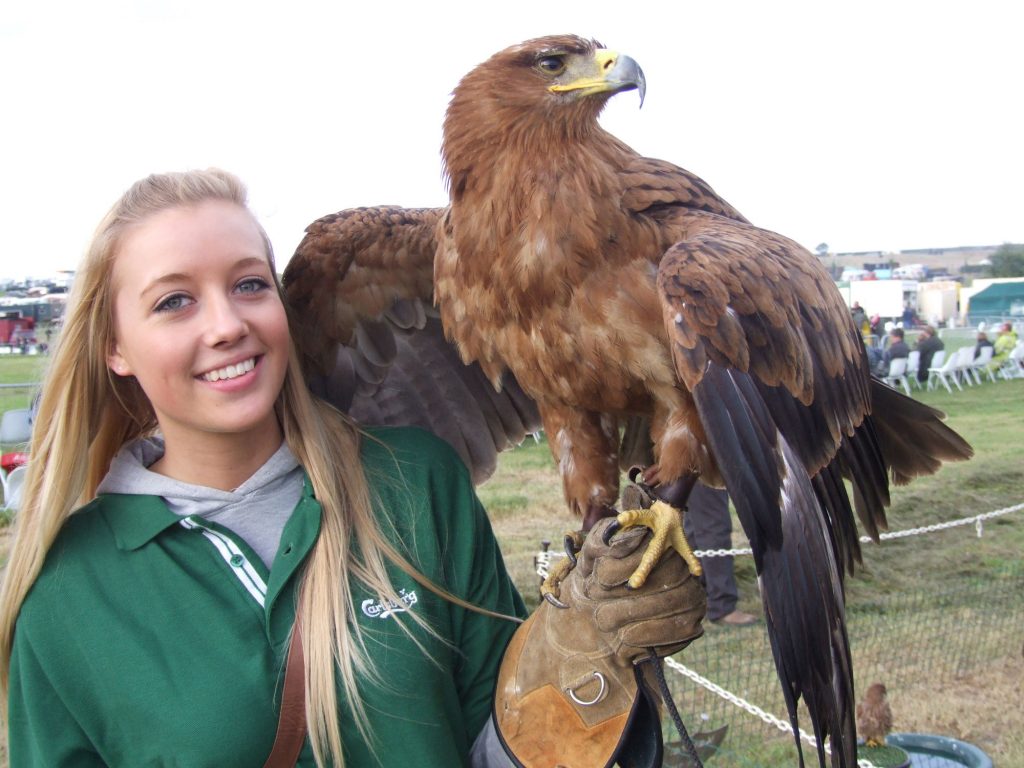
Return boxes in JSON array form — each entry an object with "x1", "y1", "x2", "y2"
[{"x1": 107, "y1": 199, "x2": 290, "y2": 455}]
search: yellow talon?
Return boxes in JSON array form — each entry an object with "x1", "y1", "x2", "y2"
[
  {"x1": 540, "y1": 530, "x2": 586, "y2": 606},
  {"x1": 540, "y1": 556, "x2": 574, "y2": 605},
  {"x1": 616, "y1": 500, "x2": 703, "y2": 588}
]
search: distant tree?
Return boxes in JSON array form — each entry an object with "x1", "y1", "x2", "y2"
[
  {"x1": 990, "y1": 243, "x2": 1024, "y2": 277},
  {"x1": 815, "y1": 242, "x2": 829, "y2": 257},
  {"x1": 960, "y1": 263, "x2": 990, "y2": 276}
]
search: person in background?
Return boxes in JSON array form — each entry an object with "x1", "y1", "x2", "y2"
[
  {"x1": 684, "y1": 485, "x2": 757, "y2": 627},
  {"x1": 0, "y1": 169, "x2": 705, "y2": 767},
  {"x1": 869, "y1": 313, "x2": 883, "y2": 341},
  {"x1": 876, "y1": 327, "x2": 909, "y2": 375},
  {"x1": 901, "y1": 302, "x2": 916, "y2": 329},
  {"x1": 973, "y1": 330, "x2": 994, "y2": 359},
  {"x1": 851, "y1": 301, "x2": 868, "y2": 334},
  {"x1": 915, "y1": 325, "x2": 945, "y2": 384},
  {"x1": 991, "y1": 322, "x2": 1019, "y2": 370},
  {"x1": 864, "y1": 341, "x2": 883, "y2": 373}
]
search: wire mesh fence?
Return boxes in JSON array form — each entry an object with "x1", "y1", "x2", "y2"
[
  {"x1": 658, "y1": 560, "x2": 1022, "y2": 766},
  {"x1": 534, "y1": 504, "x2": 1023, "y2": 766}
]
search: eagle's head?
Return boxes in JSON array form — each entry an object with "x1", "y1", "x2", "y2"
[{"x1": 442, "y1": 35, "x2": 645, "y2": 187}]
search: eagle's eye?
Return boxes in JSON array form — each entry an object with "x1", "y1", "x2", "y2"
[{"x1": 536, "y1": 56, "x2": 566, "y2": 76}]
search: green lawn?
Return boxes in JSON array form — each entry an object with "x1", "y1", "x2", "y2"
[{"x1": 0, "y1": 354, "x2": 45, "y2": 415}]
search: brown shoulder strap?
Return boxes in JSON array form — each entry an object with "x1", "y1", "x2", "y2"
[{"x1": 263, "y1": 618, "x2": 307, "y2": 768}]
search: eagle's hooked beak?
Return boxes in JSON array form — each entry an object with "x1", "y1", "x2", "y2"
[{"x1": 548, "y1": 49, "x2": 646, "y2": 107}]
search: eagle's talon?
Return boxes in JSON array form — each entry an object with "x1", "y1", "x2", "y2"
[
  {"x1": 601, "y1": 520, "x2": 622, "y2": 546},
  {"x1": 563, "y1": 533, "x2": 580, "y2": 567},
  {"x1": 541, "y1": 530, "x2": 586, "y2": 607},
  {"x1": 543, "y1": 592, "x2": 570, "y2": 609}
]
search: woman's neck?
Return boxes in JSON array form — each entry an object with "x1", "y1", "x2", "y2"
[{"x1": 149, "y1": 420, "x2": 284, "y2": 491}]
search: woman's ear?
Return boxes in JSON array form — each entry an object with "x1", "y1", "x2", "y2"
[{"x1": 107, "y1": 344, "x2": 133, "y2": 377}]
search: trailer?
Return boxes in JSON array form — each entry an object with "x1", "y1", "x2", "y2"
[
  {"x1": 0, "y1": 313, "x2": 35, "y2": 345},
  {"x1": 918, "y1": 281, "x2": 960, "y2": 325},
  {"x1": 838, "y1": 280, "x2": 919, "y2": 322}
]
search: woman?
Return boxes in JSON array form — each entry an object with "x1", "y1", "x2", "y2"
[{"x1": 0, "y1": 170, "x2": 703, "y2": 767}]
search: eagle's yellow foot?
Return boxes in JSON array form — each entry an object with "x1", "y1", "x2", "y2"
[
  {"x1": 865, "y1": 738, "x2": 886, "y2": 748},
  {"x1": 611, "y1": 500, "x2": 703, "y2": 589},
  {"x1": 540, "y1": 531, "x2": 586, "y2": 608}
]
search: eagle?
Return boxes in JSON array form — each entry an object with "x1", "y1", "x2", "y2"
[{"x1": 282, "y1": 35, "x2": 972, "y2": 767}]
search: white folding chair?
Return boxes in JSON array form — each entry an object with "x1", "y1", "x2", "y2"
[
  {"x1": 882, "y1": 357, "x2": 912, "y2": 396},
  {"x1": 905, "y1": 350, "x2": 921, "y2": 389},
  {"x1": 927, "y1": 351, "x2": 961, "y2": 393},
  {"x1": 1, "y1": 464, "x2": 27, "y2": 512},
  {"x1": 951, "y1": 346, "x2": 976, "y2": 387},
  {"x1": 1000, "y1": 344, "x2": 1024, "y2": 380},
  {"x1": 970, "y1": 345, "x2": 996, "y2": 384},
  {"x1": 0, "y1": 408, "x2": 33, "y2": 445}
]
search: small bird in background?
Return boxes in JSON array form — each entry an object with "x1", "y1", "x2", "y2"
[{"x1": 856, "y1": 682, "x2": 894, "y2": 747}]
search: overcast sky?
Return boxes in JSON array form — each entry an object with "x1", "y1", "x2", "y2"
[{"x1": 1, "y1": 0, "x2": 1021, "y2": 280}]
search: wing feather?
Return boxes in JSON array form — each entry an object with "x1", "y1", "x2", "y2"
[
  {"x1": 283, "y1": 206, "x2": 541, "y2": 483},
  {"x1": 692, "y1": 365, "x2": 856, "y2": 767}
]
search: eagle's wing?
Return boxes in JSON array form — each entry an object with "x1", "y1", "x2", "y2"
[
  {"x1": 654, "y1": 209, "x2": 860, "y2": 764},
  {"x1": 282, "y1": 206, "x2": 541, "y2": 483},
  {"x1": 654, "y1": 207, "x2": 969, "y2": 765}
]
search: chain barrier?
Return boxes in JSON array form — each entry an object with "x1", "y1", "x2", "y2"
[
  {"x1": 535, "y1": 504, "x2": 1024, "y2": 578},
  {"x1": 663, "y1": 658, "x2": 879, "y2": 768},
  {"x1": 533, "y1": 503, "x2": 1022, "y2": 763},
  {"x1": 860, "y1": 502, "x2": 1023, "y2": 543}
]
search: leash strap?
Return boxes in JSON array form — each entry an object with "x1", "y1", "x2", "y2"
[
  {"x1": 263, "y1": 617, "x2": 307, "y2": 768},
  {"x1": 647, "y1": 650, "x2": 704, "y2": 768}
]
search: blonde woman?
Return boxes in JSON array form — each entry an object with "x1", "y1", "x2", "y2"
[{"x1": 0, "y1": 169, "x2": 704, "y2": 767}]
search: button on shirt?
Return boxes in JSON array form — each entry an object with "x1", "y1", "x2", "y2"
[{"x1": 8, "y1": 427, "x2": 525, "y2": 767}]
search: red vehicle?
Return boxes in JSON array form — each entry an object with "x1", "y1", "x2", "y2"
[{"x1": 0, "y1": 315, "x2": 35, "y2": 345}]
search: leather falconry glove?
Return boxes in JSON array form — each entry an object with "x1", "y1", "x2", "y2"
[{"x1": 494, "y1": 517, "x2": 706, "y2": 768}]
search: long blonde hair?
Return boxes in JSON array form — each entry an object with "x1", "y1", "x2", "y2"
[{"x1": 0, "y1": 169, "x2": 429, "y2": 766}]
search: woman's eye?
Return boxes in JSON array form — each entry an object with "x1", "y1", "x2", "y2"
[
  {"x1": 537, "y1": 56, "x2": 566, "y2": 75},
  {"x1": 236, "y1": 277, "x2": 270, "y2": 294},
  {"x1": 155, "y1": 293, "x2": 192, "y2": 312}
]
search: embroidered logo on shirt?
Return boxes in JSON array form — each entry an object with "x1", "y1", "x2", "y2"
[{"x1": 361, "y1": 589, "x2": 419, "y2": 619}]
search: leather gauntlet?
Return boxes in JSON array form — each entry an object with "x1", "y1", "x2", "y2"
[{"x1": 494, "y1": 518, "x2": 706, "y2": 767}]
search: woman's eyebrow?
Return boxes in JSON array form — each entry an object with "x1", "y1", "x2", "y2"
[
  {"x1": 138, "y1": 272, "x2": 190, "y2": 300},
  {"x1": 137, "y1": 257, "x2": 269, "y2": 299}
]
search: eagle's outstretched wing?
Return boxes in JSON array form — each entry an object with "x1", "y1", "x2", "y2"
[{"x1": 282, "y1": 206, "x2": 541, "y2": 483}]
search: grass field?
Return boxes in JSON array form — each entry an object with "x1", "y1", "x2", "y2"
[
  {"x1": 0, "y1": 354, "x2": 44, "y2": 416},
  {"x1": 0, "y1": 354, "x2": 1021, "y2": 765}
]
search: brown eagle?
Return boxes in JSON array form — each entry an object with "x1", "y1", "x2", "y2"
[{"x1": 283, "y1": 35, "x2": 971, "y2": 767}]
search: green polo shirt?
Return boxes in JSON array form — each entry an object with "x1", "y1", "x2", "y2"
[{"x1": 8, "y1": 427, "x2": 526, "y2": 767}]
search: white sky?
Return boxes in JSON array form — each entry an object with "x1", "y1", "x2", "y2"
[{"x1": 1, "y1": 0, "x2": 1021, "y2": 280}]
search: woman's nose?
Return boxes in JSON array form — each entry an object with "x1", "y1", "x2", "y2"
[{"x1": 203, "y1": 296, "x2": 248, "y2": 346}]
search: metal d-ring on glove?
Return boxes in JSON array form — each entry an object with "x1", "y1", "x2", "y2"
[
  {"x1": 494, "y1": 517, "x2": 707, "y2": 768},
  {"x1": 567, "y1": 671, "x2": 606, "y2": 706}
]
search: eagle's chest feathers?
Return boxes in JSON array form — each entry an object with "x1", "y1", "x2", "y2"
[{"x1": 437, "y1": 170, "x2": 674, "y2": 413}]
